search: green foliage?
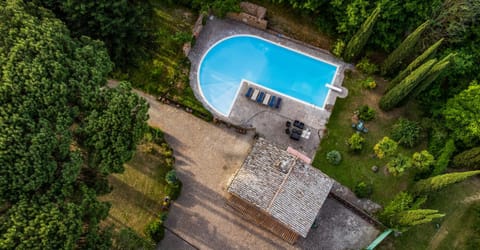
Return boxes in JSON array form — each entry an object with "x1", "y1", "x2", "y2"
[
  {"x1": 356, "y1": 57, "x2": 378, "y2": 75},
  {"x1": 165, "y1": 170, "x2": 179, "y2": 186},
  {"x1": 373, "y1": 137, "x2": 398, "y2": 159},
  {"x1": 391, "y1": 119, "x2": 422, "y2": 148},
  {"x1": 432, "y1": 139, "x2": 456, "y2": 176},
  {"x1": 113, "y1": 227, "x2": 154, "y2": 250},
  {"x1": 412, "y1": 53, "x2": 455, "y2": 97},
  {"x1": 380, "y1": 59, "x2": 437, "y2": 111},
  {"x1": 444, "y1": 82, "x2": 480, "y2": 147},
  {"x1": 211, "y1": 0, "x2": 241, "y2": 17},
  {"x1": 347, "y1": 133, "x2": 365, "y2": 152},
  {"x1": 332, "y1": 39, "x2": 345, "y2": 57},
  {"x1": 360, "y1": 77, "x2": 377, "y2": 89},
  {"x1": 396, "y1": 209, "x2": 445, "y2": 228},
  {"x1": 37, "y1": 0, "x2": 154, "y2": 69},
  {"x1": 412, "y1": 150, "x2": 435, "y2": 173},
  {"x1": 387, "y1": 154, "x2": 412, "y2": 176},
  {"x1": 144, "y1": 219, "x2": 165, "y2": 243},
  {"x1": 343, "y1": 5, "x2": 381, "y2": 62},
  {"x1": 388, "y1": 38, "x2": 444, "y2": 90},
  {"x1": 453, "y1": 147, "x2": 480, "y2": 169},
  {"x1": 427, "y1": 122, "x2": 449, "y2": 158},
  {"x1": 413, "y1": 170, "x2": 480, "y2": 194},
  {"x1": 354, "y1": 181, "x2": 373, "y2": 198},
  {"x1": 326, "y1": 150, "x2": 342, "y2": 165},
  {"x1": 381, "y1": 20, "x2": 431, "y2": 76},
  {"x1": 357, "y1": 105, "x2": 376, "y2": 121}
]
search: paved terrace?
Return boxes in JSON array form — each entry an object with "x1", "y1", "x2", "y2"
[{"x1": 188, "y1": 17, "x2": 349, "y2": 158}]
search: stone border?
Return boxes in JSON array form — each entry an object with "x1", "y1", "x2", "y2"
[{"x1": 188, "y1": 17, "x2": 349, "y2": 123}]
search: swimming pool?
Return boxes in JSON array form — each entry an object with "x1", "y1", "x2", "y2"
[{"x1": 198, "y1": 35, "x2": 338, "y2": 116}]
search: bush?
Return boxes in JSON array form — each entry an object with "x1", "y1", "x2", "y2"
[
  {"x1": 374, "y1": 137, "x2": 398, "y2": 159},
  {"x1": 361, "y1": 77, "x2": 377, "y2": 89},
  {"x1": 354, "y1": 181, "x2": 373, "y2": 198},
  {"x1": 211, "y1": 0, "x2": 240, "y2": 17},
  {"x1": 453, "y1": 147, "x2": 480, "y2": 169},
  {"x1": 165, "y1": 170, "x2": 178, "y2": 186},
  {"x1": 387, "y1": 154, "x2": 412, "y2": 176},
  {"x1": 348, "y1": 133, "x2": 365, "y2": 152},
  {"x1": 144, "y1": 219, "x2": 165, "y2": 242},
  {"x1": 326, "y1": 150, "x2": 342, "y2": 165},
  {"x1": 391, "y1": 119, "x2": 422, "y2": 148},
  {"x1": 332, "y1": 39, "x2": 345, "y2": 58},
  {"x1": 432, "y1": 139, "x2": 456, "y2": 176},
  {"x1": 164, "y1": 180, "x2": 182, "y2": 200},
  {"x1": 412, "y1": 150, "x2": 435, "y2": 173},
  {"x1": 356, "y1": 58, "x2": 379, "y2": 75},
  {"x1": 357, "y1": 105, "x2": 376, "y2": 121}
]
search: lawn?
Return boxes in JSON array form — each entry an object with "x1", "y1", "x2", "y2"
[
  {"x1": 117, "y1": 1, "x2": 212, "y2": 120},
  {"x1": 312, "y1": 70, "x2": 423, "y2": 205},
  {"x1": 100, "y1": 132, "x2": 174, "y2": 237}
]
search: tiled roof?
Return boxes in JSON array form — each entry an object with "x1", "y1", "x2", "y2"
[{"x1": 227, "y1": 138, "x2": 333, "y2": 237}]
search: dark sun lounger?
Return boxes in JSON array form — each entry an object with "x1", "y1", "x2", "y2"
[
  {"x1": 268, "y1": 96, "x2": 276, "y2": 107},
  {"x1": 275, "y1": 97, "x2": 282, "y2": 109},
  {"x1": 256, "y1": 92, "x2": 265, "y2": 103},
  {"x1": 245, "y1": 87, "x2": 253, "y2": 98}
]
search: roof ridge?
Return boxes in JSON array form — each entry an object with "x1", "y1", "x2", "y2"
[{"x1": 266, "y1": 158, "x2": 297, "y2": 212}]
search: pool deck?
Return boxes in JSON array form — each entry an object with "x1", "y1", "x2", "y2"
[{"x1": 189, "y1": 17, "x2": 349, "y2": 158}]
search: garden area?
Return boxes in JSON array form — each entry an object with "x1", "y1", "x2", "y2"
[{"x1": 100, "y1": 128, "x2": 181, "y2": 248}]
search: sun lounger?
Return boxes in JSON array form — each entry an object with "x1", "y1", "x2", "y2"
[
  {"x1": 263, "y1": 93, "x2": 271, "y2": 105},
  {"x1": 256, "y1": 92, "x2": 265, "y2": 103},
  {"x1": 268, "y1": 96, "x2": 276, "y2": 107},
  {"x1": 245, "y1": 87, "x2": 253, "y2": 98},
  {"x1": 251, "y1": 89, "x2": 259, "y2": 100},
  {"x1": 275, "y1": 97, "x2": 282, "y2": 109}
]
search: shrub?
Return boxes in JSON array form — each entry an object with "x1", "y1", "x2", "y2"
[
  {"x1": 391, "y1": 119, "x2": 422, "y2": 148},
  {"x1": 374, "y1": 137, "x2": 398, "y2": 159},
  {"x1": 164, "y1": 180, "x2": 182, "y2": 200},
  {"x1": 412, "y1": 150, "x2": 435, "y2": 173},
  {"x1": 432, "y1": 139, "x2": 456, "y2": 176},
  {"x1": 211, "y1": 0, "x2": 240, "y2": 17},
  {"x1": 356, "y1": 58, "x2": 379, "y2": 75},
  {"x1": 387, "y1": 154, "x2": 412, "y2": 176},
  {"x1": 165, "y1": 170, "x2": 178, "y2": 186},
  {"x1": 354, "y1": 181, "x2": 373, "y2": 198},
  {"x1": 361, "y1": 77, "x2": 377, "y2": 89},
  {"x1": 332, "y1": 39, "x2": 345, "y2": 58},
  {"x1": 326, "y1": 150, "x2": 342, "y2": 165},
  {"x1": 453, "y1": 147, "x2": 480, "y2": 169},
  {"x1": 357, "y1": 105, "x2": 376, "y2": 121},
  {"x1": 348, "y1": 133, "x2": 365, "y2": 152},
  {"x1": 144, "y1": 219, "x2": 165, "y2": 242}
]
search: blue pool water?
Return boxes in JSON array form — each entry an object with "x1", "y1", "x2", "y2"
[{"x1": 198, "y1": 35, "x2": 338, "y2": 116}]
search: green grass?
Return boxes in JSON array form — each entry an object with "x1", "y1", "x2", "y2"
[
  {"x1": 312, "y1": 71, "x2": 423, "y2": 205},
  {"x1": 100, "y1": 137, "x2": 173, "y2": 236},
  {"x1": 117, "y1": 1, "x2": 212, "y2": 120}
]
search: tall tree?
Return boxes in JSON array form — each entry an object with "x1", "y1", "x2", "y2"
[
  {"x1": 343, "y1": 4, "x2": 381, "y2": 62},
  {"x1": 380, "y1": 59, "x2": 437, "y2": 111},
  {"x1": 412, "y1": 52, "x2": 455, "y2": 97},
  {"x1": 443, "y1": 82, "x2": 480, "y2": 147},
  {"x1": 388, "y1": 38, "x2": 444, "y2": 90},
  {"x1": 396, "y1": 209, "x2": 445, "y2": 228},
  {"x1": 413, "y1": 170, "x2": 480, "y2": 194},
  {"x1": 381, "y1": 20, "x2": 431, "y2": 76},
  {"x1": 453, "y1": 147, "x2": 480, "y2": 169},
  {"x1": 431, "y1": 138, "x2": 456, "y2": 176}
]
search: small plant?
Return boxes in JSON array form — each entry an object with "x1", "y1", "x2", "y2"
[
  {"x1": 164, "y1": 180, "x2": 182, "y2": 200},
  {"x1": 374, "y1": 137, "x2": 398, "y2": 159},
  {"x1": 144, "y1": 219, "x2": 165, "y2": 242},
  {"x1": 165, "y1": 170, "x2": 178, "y2": 186},
  {"x1": 412, "y1": 150, "x2": 435, "y2": 172},
  {"x1": 391, "y1": 118, "x2": 422, "y2": 148},
  {"x1": 387, "y1": 154, "x2": 412, "y2": 176},
  {"x1": 348, "y1": 133, "x2": 366, "y2": 152},
  {"x1": 357, "y1": 105, "x2": 376, "y2": 121},
  {"x1": 332, "y1": 39, "x2": 345, "y2": 58},
  {"x1": 354, "y1": 181, "x2": 373, "y2": 198},
  {"x1": 361, "y1": 77, "x2": 377, "y2": 89},
  {"x1": 356, "y1": 57, "x2": 379, "y2": 75},
  {"x1": 326, "y1": 150, "x2": 342, "y2": 165}
]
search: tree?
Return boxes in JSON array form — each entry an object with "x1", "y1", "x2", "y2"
[
  {"x1": 380, "y1": 59, "x2": 437, "y2": 111},
  {"x1": 431, "y1": 139, "x2": 456, "y2": 176},
  {"x1": 381, "y1": 20, "x2": 431, "y2": 75},
  {"x1": 412, "y1": 53, "x2": 455, "y2": 97},
  {"x1": 395, "y1": 209, "x2": 445, "y2": 228},
  {"x1": 412, "y1": 150, "x2": 435, "y2": 173},
  {"x1": 348, "y1": 133, "x2": 366, "y2": 152},
  {"x1": 387, "y1": 154, "x2": 412, "y2": 176},
  {"x1": 413, "y1": 170, "x2": 480, "y2": 194},
  {"x1": 391, "y1": 119, "x2": 422, "y2": 148},
  {"x1": 343, "y1": 4, "x2": 381, "y2": 61},
  {"x1": 374, "y1": 137, "x2": 398, "y2": 159},
  {"x1": 443, "y1": 82, "x2": 480, "y2": 147},
  {"x1": 453, "y1": 147, "x2": 480, "y2": 169},
  {"x1": 388, "y1": 38, "x2": 444, "y2": 90}
]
